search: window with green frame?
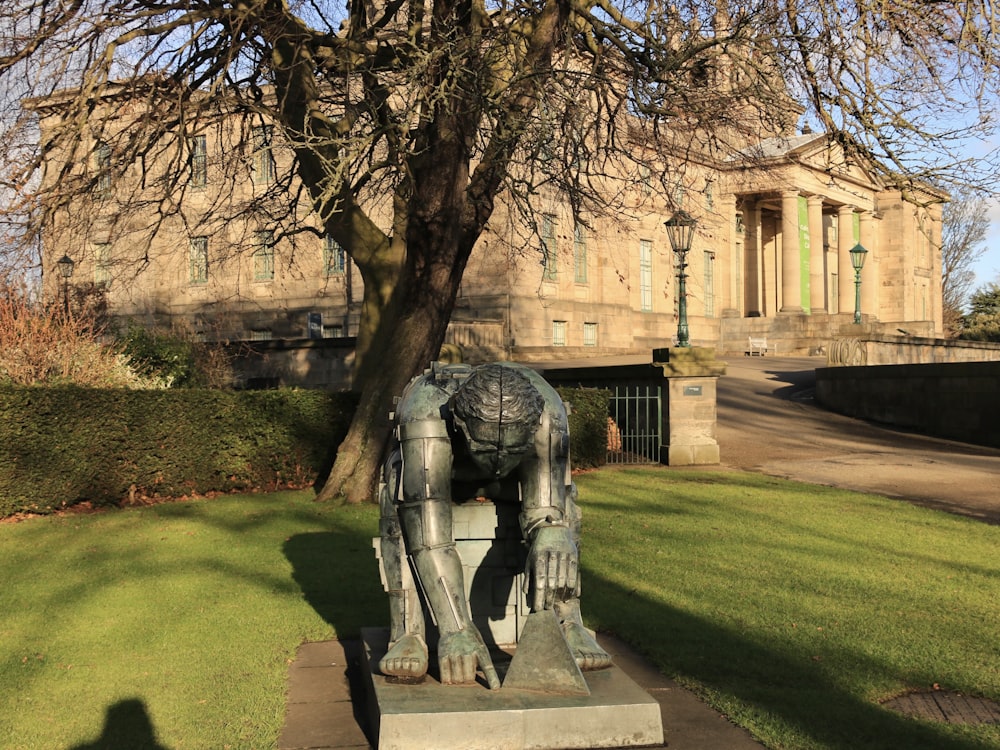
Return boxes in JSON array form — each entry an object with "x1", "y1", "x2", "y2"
[
  {"x1": 94, "y1": 242, "x2": 112, "y2": 286},
  {"x1": 552, "y1": 320, "x2": 567, "y2": 346},
  {"x1": 542, "y1": 214, "x2": 557, "y2": 280},
  {"x1": 639, "y1": 239, "x2": 653, "y2": 311},
  {"x1": 323, "y1": 235, "x2": 346, "y2": 275},
  {"x1": 251, "y1": 125, "x2": 275, "y2": 184},
  {"x1": 253, "y1": 230, "x2": 274, "y2": 280},
  {"x1": 189, "y1": 236, "x2": 208, "y2": 284},
  {"x1": 704, "y1": 250, "x2": 715, "y2": 317},
  {"x1": 189, "y1": 135, "x2": 207, "y2": 187},
  {"x1": 94, "y1": 142, "x2": 111, "y2": 196},
  {"x1": 573, "y1": 222, "x2": 587, "y2": 283}
]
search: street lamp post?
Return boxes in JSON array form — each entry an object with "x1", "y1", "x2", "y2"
[
  {"x1": 665, "y1": 210, "x2": 697, "y2": 348},
  {"x1": 850, "y1": 242, "x2": 867, "y2": 325},
  {"x1": 56, "y1": 254, "x2": 75, "y2": 316}
]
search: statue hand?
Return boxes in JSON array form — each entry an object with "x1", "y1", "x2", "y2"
[
  {"x1": 437, "y1": 628, "x2": 500, "y2": 690},
  {"x1": 525, "y1": 525, "x2": 579, "y2": 611}
]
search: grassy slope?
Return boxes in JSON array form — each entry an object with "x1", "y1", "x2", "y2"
[{"x1": 575, "y1": 467, "x2": 1000, "y2": 750}]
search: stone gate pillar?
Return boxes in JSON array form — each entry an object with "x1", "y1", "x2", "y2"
[{"x1": 652, "y1": 347, "x2": 727, "y2": 465}]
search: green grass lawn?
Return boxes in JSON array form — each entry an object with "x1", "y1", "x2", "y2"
[
  {"x1": 1, "y1": 468, "x2": 998, "y2": 749},
  {"x1": 0, "y1": 492, "x2": 383, "y2": 750},
  {"x1": 577, "y1": 467, "x2": 1000, "y2": 750}
]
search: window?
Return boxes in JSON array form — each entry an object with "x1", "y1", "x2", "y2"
[
  {"x1": 541, "y1": 214, "x2": 557, "y2": 281},
  {"x1": 640, "y1": 165, "x2": 652, "y2": 196},
  {"x1": 189, "y1": 135, "x2": 207, "y2": 187},
  {"x1": 250, "y1": 329, "x2": 273, "y2": 341},
  {"x1": 324, "y1": 323, "x2": 344, "y2": 338},
  {"x1": 552, "y1": 320, "x2": 567, "y2": 346},
  {"x1": 324, "y1": 235, "x2": 346, "y2": 275},
  {"x1": 94, "y1": 242, "x2": 112, "y2": 286},
  {"x1": 583, "y1": 322, "x2": 597, "y2": 347},
  {"x1": 254, "y1": 230, "x2": 274, "y2": 280},
  {"x1": 189, "y1": 237, "x2": 208, "y2": 283},
  {"x1": 573, "y1": 222, "x2": 587, "y2": 283},
  {"x1": 94, "y1": 142, "x2": 111, "y2": 196},
  {"x1": 639, "y1": 239, "x2": 653, "y2": 312},
  {"x1": 704, "y1": 250, "x2": 715, "y2": 317},
  {"x1": 252, "y1": 125, "x2": 275, "y2": 184},
  {"x1": 672, "y1": 182, "x2": 686, "y2": 208}
]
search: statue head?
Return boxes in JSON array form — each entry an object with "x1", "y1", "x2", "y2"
[{"x1": 451, "y1": 364, "x2": 544, "y2": 477}]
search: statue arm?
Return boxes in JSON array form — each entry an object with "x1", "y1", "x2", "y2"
[{"x1": 518, "y1": 409, "x2": 580, "y2": 611}]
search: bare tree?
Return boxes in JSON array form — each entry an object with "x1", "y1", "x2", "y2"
[
  {"x1": 2, "y1": 0, "x2": 1000, "y2": 501},
  {"x1": 941, "y1": 187, "x2": 990, "y2": 334}
]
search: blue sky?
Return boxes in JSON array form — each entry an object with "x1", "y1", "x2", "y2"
[{"x1": 977, "y1": 202, "x2": 1000, "y2": 288}]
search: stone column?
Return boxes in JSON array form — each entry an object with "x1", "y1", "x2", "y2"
[
  {"x1": 837, "y1": 205, "x2": 856, "y2": 315},
  {"x1": 780, "y1": 190, "x2": 803, "y2": 312},
  {"x1": 652, "y1": 347, "x2": 727, "y2": 465},
  {"x1": 860, "y1": 210, "x2": 878, "y2": 319},
  {"x1": 745, "y1": 198, "x2": 762, "y2": 316},
  {"x1": 808, "y1": 195, "x2": 826, "y2": 313},
  {"x1": 720, "y1": 194, "x2": 740, "y2": 317}
]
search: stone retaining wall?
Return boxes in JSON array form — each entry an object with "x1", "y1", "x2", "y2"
[
  {"x1": 815, "y1": 361, "x2": 1000, "y2": 449},
  {"x1": 826, "y1": 334, "x2": 1000, "y2": 366}
]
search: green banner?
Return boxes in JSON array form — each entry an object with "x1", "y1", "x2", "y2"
[{"x1": 798, "y1": 196, "x2": 811, "y2": 313}]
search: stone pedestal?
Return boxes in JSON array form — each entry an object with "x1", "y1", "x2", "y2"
[
  {"x1": 652, "y1": 347, "x2": 727, "y2": 465},
  {"x1": 361, "y1": 628, "x2": 664, "y2": 750}
]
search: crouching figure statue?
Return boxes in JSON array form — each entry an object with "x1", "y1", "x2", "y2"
[{"x1": 376, "y1": 362, "x2": 611, "y2": 688}]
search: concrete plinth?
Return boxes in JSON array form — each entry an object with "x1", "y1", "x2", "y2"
[{"x1": 362, "y1": 628, "x2": 664, "y2": 750}]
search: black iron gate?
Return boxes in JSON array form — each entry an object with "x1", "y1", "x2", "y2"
[{"x1": 606, "y1": 384, "x2": 662, "y2": 464}]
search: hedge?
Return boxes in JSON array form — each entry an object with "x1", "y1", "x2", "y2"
[
  {"x1": 0, "y1": 387, "x2": 356, "y2": 516},
  {"x1": 0, "y1": 385, "x2": 607, "y2": 517},
  {"x1": 557, "y1": 386, "x2": 611, "y2": 470}
]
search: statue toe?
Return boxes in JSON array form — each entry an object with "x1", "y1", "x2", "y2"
[
  {"x1": 563, "y1": 621, "x2": 612, "y2": 671},
  {"x1": 380, "y1": 634, "x2": 429, "y2": 680}
]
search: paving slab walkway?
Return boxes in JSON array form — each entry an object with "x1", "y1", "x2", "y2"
[{"x1": 278, "y1": 636, "x2": 764, "y2": 750}]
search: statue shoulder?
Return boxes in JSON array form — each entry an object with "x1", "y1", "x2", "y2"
[{"x1": 396, "y1": 362, "x2": 473, "y2": 422}]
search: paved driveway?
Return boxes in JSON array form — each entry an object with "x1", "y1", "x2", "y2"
[{"x1": 716, "y1": 355, "x2": 1000, "y2": 525}]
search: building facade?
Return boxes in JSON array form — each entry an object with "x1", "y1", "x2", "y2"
[{"x1": 28, "y1": 86, "x2": 945, "y2": 387}]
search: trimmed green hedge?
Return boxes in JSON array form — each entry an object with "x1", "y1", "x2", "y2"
[
  {"x1": 0, "y1": 387, "x2": 356, "y2": 516},
  {"x1": 0, "y1": 384, "x2": 606, "y2": 516},
  {"x1": 558, "y1": 386, "x2": 611, "y2": 469}
]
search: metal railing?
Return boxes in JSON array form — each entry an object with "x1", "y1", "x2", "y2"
[{"x1": 606, "y1": 384, "x2": 662, "y2": 464}]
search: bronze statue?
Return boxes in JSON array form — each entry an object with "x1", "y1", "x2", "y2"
[{"x1": 376, "y1": 362, "x2": 611, "y2": 689}]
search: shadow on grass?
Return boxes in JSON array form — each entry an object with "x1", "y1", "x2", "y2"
[
  {"x1": 66, "y1": 698, "x2": 171, "y2": 750},
  {"x1": 583, "y1": 568, "x2": 998, "y2": 750},
  {"x1": 283, "y1": 527, "x2": 386, "y2": 747},
  {"x1": 283, "y1": 528, "x2": 385, "y2": 637}
]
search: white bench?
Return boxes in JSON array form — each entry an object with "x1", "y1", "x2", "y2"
[{"x1": 746, "y1": 336, "x2": 769, "y2": 356}]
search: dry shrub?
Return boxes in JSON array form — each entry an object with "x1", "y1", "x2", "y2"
[{"x1": 0, "y1": 283, "x2": 168, "y2": 388}]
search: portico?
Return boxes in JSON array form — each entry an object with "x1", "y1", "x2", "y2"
[{"x1": 734, "y1": 190, "x2": 878, "y2": 323}]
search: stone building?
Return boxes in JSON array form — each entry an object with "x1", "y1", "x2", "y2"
[
  {"x1": 455, "y1": 131, "x2": 944, "y2": 363},
  {"x1": 27, "y1": 81, "x2": 945, "y2": 387}
]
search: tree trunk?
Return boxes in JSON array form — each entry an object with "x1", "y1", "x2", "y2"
[
  {"x1": 314, "y1": 4, "x2": 503, "y2": 503},
  {"x1": 316, "y1": 233, "x2": 471, "y2": 504}
]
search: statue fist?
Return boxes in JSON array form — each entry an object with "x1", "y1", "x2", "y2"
[{"x1": 525, "y1": 525, "x2": 579, "y2": 611}]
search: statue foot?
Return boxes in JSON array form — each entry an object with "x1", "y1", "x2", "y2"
[
  {"x1": 379, "y1": 634, "x2": 429, "y2": 682},
  {"x1": 562, "y1": 620, "x2": 612, "y2": 671}
]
